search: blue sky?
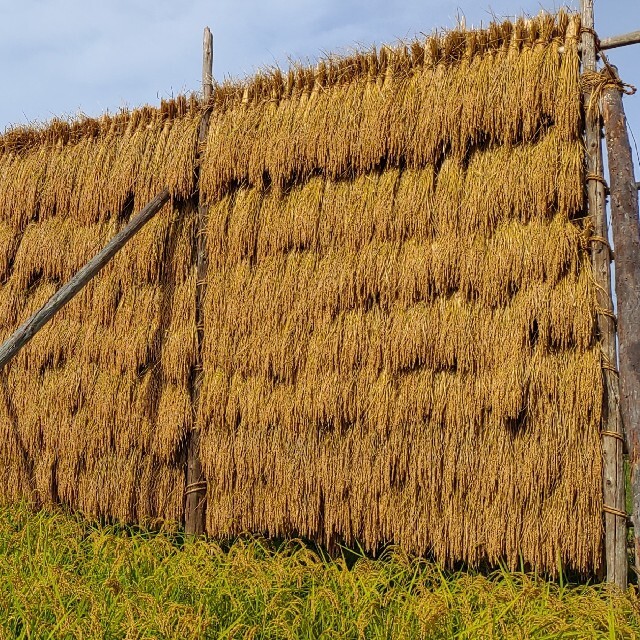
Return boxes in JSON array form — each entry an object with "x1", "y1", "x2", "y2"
[{"x1": 0, "y1": 1, "x2": 638, "y2": 173}]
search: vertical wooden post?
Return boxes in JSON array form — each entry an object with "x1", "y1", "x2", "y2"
[
  {"x1": 581, "y1": 0, "x2": 627, "y2": 588},
  {"x1": 603, "y1": 84, "x2": 640, "y2": 575},
  {"x1": 185, "y1": 26, "x2": 213, "y2": 536}
]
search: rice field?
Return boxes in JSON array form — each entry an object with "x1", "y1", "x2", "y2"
[{"x1": 0, "y1": 503, "x2": 638, "y2": 639}]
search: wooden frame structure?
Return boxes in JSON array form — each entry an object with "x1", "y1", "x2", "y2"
[
  {"x1": 184, "y1": 26, "x2": 213, "y2": 537},
  {"x1": 581, "y1": 0, "x2": 628, "y2": 589},
  {"x1": 604, "y1": 84, "x2": 640, "y2": 583},
  {"x1": 581, "y1": 0, "x2": 640, "y2": 589},
  {"x1": 0, "y1": 6, "x2": 638, "y2": 586}
]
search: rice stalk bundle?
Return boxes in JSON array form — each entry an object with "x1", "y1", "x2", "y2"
[
  {"x1": 0, "y1": 96, "x2": 200, "y2": 228},
  {"x1": 196, "y1": 12, "x2": 601, "y2": 574},
  {"x1": 200, "y1": 13, "x2": 581, "y2": 199},
  {"x1": 0, "y1": 99, "x2": 200, "y2": 525},
  {"x1": 0, "y1": 11, "x2": 602, "y2": 574}
]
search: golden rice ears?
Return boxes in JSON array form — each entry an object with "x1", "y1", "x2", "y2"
[
  {"x1": 0, "y1": 11, "x2": 604, "y2": 574},
  {"x1": 200, "y1": 12, "x2": 582, "y2": 199},
  {"x1": 195, "y1": 12, "x2": 598, "y2": 574}
]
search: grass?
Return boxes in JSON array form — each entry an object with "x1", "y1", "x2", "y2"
[{"x1": 0, "y1": 503, "x2": 638, "y2": 639}]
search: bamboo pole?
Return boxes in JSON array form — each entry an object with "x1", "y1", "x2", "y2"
[
  {"x1": 603, "y1": 84, "x2": 640, "y2": 575},
  {"x1": 559, "y1": 30, "x2": 640, "y2": 54},
  {"x1": 601, "y1": 30, "x2": 640, "y2": 51},
  {"x1": 184, "y1": 26, "x2": 213, "y2": 536},
  {"x1": 0, "y1": 189, "x2": 170, "y2": 370},
  {"x1": 581, "y1": 0, "x2": 627, "y2": 588}
]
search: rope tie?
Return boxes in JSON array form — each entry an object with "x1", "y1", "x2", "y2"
[
  {"x1": 600, "y1": 48, "x2": 637, "y2": 96},
  {"x1": 580, "y1": 23, "x2": 636, "y2": 95},
  {"x1": 603, "y1": 504, "x2": 628, "y2": 519},
  {"x1": 184, "y1": 481, "x2": 207, "y2": 497},
  {"x1": 580, "y1": 26, "x2": 602, "y2": 50},
  {"x1": 588, "y1": 234, "x2": 613, "y2": 257},
  {"x1": 597, "y1": 306, "x2": 617, "y2": 322},
  {"x1": 581, "y1": 39, "x2": 637, "y2": 119},
  {"x1": 600, "y1": 429, "x2": 625, "y2": 442},
  {"x1": 585, "y1": 173, "x2": 609, "y2": 190},
  {"x1": 601, "y1": 357, "x2": 620, "y2": 375}
]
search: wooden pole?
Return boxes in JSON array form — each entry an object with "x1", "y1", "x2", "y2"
[
  {"x1": 603, "y1": 84, "x2": 640, "y2": 575},
  {"x1": 601, "y1": 30, "x2": 640, "y2": 51},
  {"x1": 0, "y1": 189, "x2": 170, "y2": 370},
  {"x1": 184, "y1": 26, "x2": 213, "y2": 536},
  {"x1": 559, "y1": 30, "x2": 640, "y2": 54},
  {"x1": 581, "y1": 0, "x2": 627, "y2": 589}
]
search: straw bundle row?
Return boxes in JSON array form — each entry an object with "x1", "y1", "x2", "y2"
[
  {"x1": 201, "y1": 265, "x2": 596, "y2": 385},
  {"x1": 200, "y1": 347, "x2": 602, "y2": 571},
  {"x1": 200, "y1": 13, "x2": 581, "y2": 199},
  {"x1": 205, "y1": 133, "x2": 584, "y2": 273},
  {"x1": 0, "y1": 97, "x2": 200, "y2": 230},
  {"x1": 0, "y1": 93, "x2": 199, "y2": 526},
  {"x1": 196, "y1": 9, "x2": 600, "y2": 572}
]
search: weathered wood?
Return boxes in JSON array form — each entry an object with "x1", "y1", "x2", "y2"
[
  {"x1": 603, "y1": 84, "x2": 640, "y2": 576},
  {"x1": 601, "y1": 30, "x2": 640, "y2": 51},
  {"x1": 0, "y1": 189, "x2": 170, "y2": 371},
  {"x1": 559, "y1": 30, "x2": 640, "y2": 54},
  {"x1": 184, "y1": 26, "x2": 213, "y2": 537},
  {"x1": 581, "y1": 0, "x2": 627, "y2": 589}
]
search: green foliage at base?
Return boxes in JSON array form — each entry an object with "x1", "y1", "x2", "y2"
[{"x1": 0, "y1": 503, "x2": 638, "y2": 639}]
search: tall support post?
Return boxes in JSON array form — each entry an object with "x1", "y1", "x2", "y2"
[
  {"x1": 603, "y1": 85, "x2": 640, "y2": 575},
  {"x1": 185, "y1": 26, "x2": 213, "y2": 536},
  {"x1": 581, "y1": 0, "x2": 627, "y2": 588}
]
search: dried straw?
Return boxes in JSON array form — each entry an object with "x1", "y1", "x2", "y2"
[
  {"x1": 0, "y1": 97, "x2": 199, "y2": 524},
  {"x1": 197, "y1": 12, "x2": 601, "y2": 574},
  {"x1": 0, "y1": 11, "x2": 602, "y2": 574}
]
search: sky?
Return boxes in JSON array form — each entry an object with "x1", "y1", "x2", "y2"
[{"x1": 0, "y1": 0, "x2": 638, "y2": 170}]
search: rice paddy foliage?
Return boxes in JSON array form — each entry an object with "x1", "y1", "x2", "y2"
[{"x1": 0, "y1": 504, "x2": 638, "y2": 639}]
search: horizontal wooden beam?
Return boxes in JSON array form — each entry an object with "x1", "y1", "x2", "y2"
[
  {"x1": 601, "y1": 30, "x2": 640, "y2": 51},
  {"x1": 0, "y1": 188, "x2": 171, "y2": 370},
  {"x1": 559, "y1": 29, "x2": 640, "y2": 54}
]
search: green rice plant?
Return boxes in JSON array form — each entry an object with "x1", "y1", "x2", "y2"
[{"x1": 0, "y1": 502, "x2": 638, "y2": 639}]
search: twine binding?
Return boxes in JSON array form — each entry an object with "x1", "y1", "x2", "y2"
[
  {"x1": 600, "y1": 430, "x2": 624, "y2": 442},
  {"x1": 184, "y1": 481, "x2": 207, "y2": 497},
  {"x1": 603, "y1": 504, "x2": 628, "y2": 519}
]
